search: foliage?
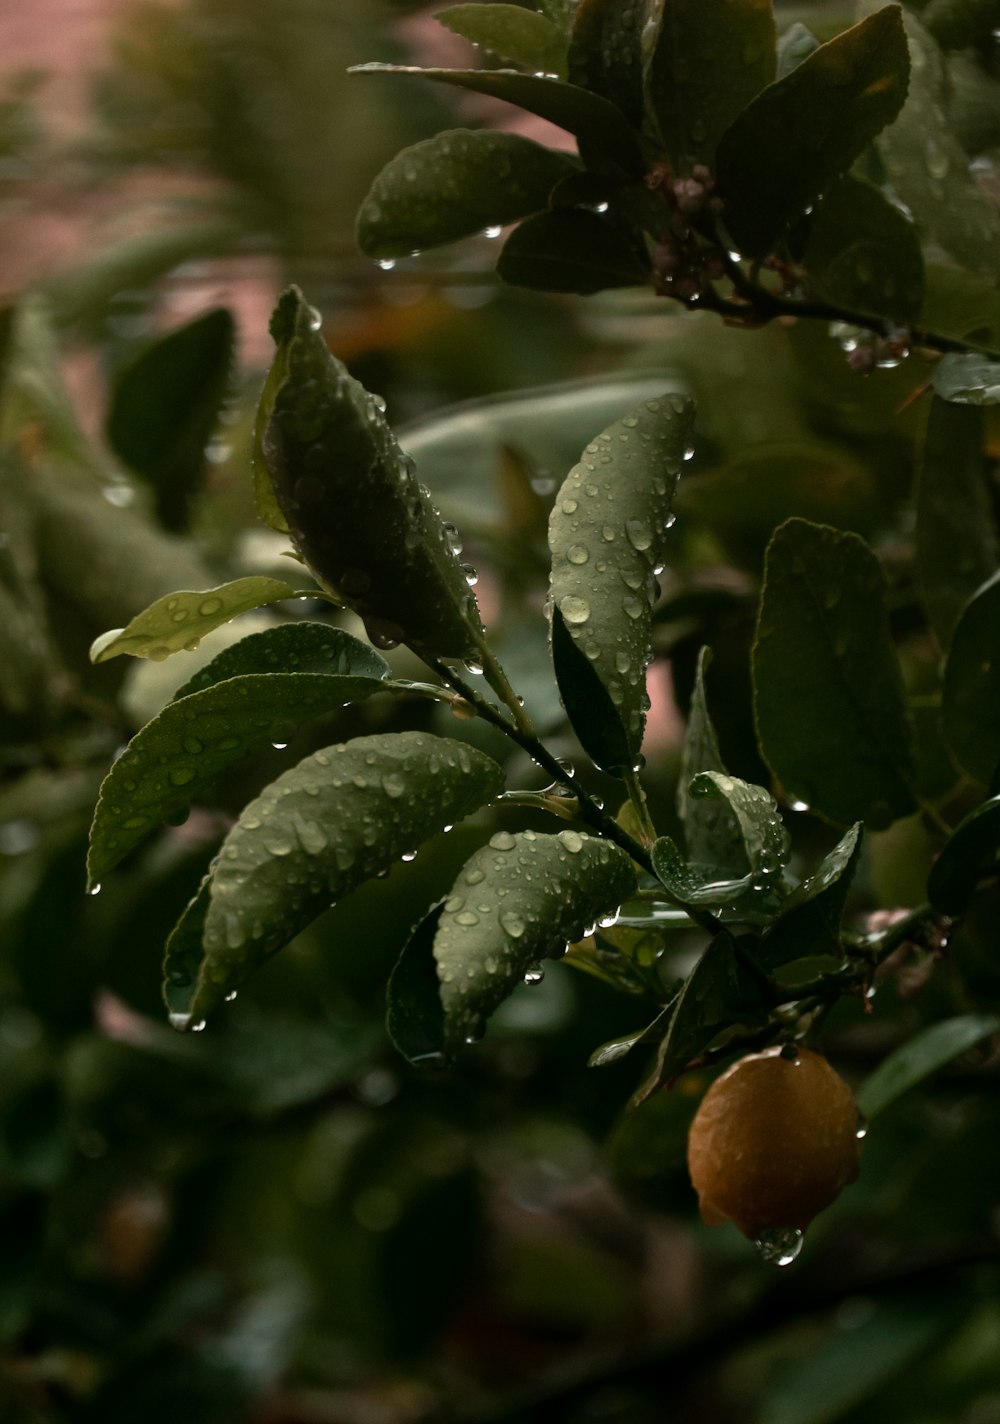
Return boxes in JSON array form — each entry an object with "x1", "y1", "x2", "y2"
[{"x1": 5, "y1": 1, "x2": 1000, "y2": 1421}]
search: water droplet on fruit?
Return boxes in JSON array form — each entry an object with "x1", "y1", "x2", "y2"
[{"x1": 754, "y1": 1226, "x2": 803, "y2": 1266}]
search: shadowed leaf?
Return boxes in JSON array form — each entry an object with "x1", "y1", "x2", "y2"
[{"x1": 943, "y1": 571, "x2": 1000, "y2": 782}]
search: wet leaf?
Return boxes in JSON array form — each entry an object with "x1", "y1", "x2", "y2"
[
  {"x1": 628, "y1": 930, "x2": 766, "y2": 1110},
  {"x1": 497, "y1": 209, "x2": 650, "y2": 293},
  {"x1": 928, "y1": 796, "x2": 1000, "y2": 915},
  {"x1": 105, "y1": 308, "x2": 235, "y2": 533},
  {"x1": 435, "y1": 4, "x2": 567, "y2": 75},
  {"x1": 259, "y1": 286, "x2": 484, "y2": 659},
  {"x1": 677, "y1": 647, "x2": 747, "y2": 875},
  {"x1": 567, "y1": 0, "x2": 645, "y2": 128},
  {"x1": 645, "y1": 0, "x2": 776, "y2": 172},
  {"x1": 350, "y1": 65, "x2": 645, "y2": 175},
  {"x1": 548, "y1": 392, "x2": 693, "y2": 771},
  {"x1": 803, "y1": 175, "x2": 924, "y2": 323},
  {"x1": 858, "y1": 1013, "x2": 1000, "y2": 1119},
  {"x1": 758, "y1": 822, "x2": 862, "y2": 970},
  {"x1": 863, "y1": 5, "x2": 1000, "y2": 279},
  {"x1": 356, "y1": 130, "x2": 578, "y2": 259},
  {"x1": 88, "y1": 577, "x2": 298, "y2": 663},
  {"x1": 716, "y1": 7, "x2": 910, "y2": 258},
  {"x1": 88, "y1": 626, "x2": 391, "y2": 886},
  {"x1": 687, "y1": 771, "x2": 791, "y2": 883},
  {"x1": 753, "y1": 519, "x2": 916, "y2": 828},
  {"x1": 651, "y1": 834, "x2": 759, "y2": 916},
  {"x1": 387, "y1": 906, "x2": 447, "y2": 1067},
  {"x1": 916, "y1": 397, "x2": 996, "y2": 650},
  {"x1": 550, "y1": 605, "x2": 632, "y2": 773},
  {"x1": 932, "y1": 353, "x2": 1000, "y2": 405},
  {"x1": 942, "y1": 570, "x2": 1000, "y2": 782},
  {"x1": 433, "y1": 829, "x2": 637, "y2": 1052},
  {"x1": 165, "y1": 733, "x2": 505, "y2": 1027}
]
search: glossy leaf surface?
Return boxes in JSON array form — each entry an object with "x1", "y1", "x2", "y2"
[
  {"x1": 548, "y1": 392, "x2": 692, "y2": 770},
  {"x1": 434, "y1": 829, "x2": 636, "y2": 1052},
  {"x1": 356, "y1": 130, "x2": 577, "y2": 259},
  {"x1": 677, "y1": 648, "x2": 745, "y2": 874},
  {"x1": 88, "y1": 626, "x2": 390, "y2": 885},
  {"x1": 644, "y1": 0, "x2": 776, "y2": 172},
  {"x1": 932, "y1": 354, "x2": 1000, "y2": 405},
  {"x1": 259, "y1": 287, "x2": 483, "y2": 658},
  {"x1": 166, "y1": 733, "x2": 505, "y2": 1027},
  {"x1": 89, "y1": 577, "x2": 298, "y2": 663},
  {"x1": 717, "y1": 7, "x2": 910, "y2": 257},
  {"x1": 753, "y1": 519, "x2": 916, "y2": 828}
]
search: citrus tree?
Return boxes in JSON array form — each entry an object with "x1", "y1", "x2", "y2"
[{"x1": 5, "y1": 1, "x2": 1000, "y2": 1419}]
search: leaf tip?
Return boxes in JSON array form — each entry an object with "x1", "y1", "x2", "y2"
[{"x1": 89, "y1": 627, "x2": 126, "y2": 664}]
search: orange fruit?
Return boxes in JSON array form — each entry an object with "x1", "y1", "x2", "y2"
[{"x1": 687, "y1": 1046, "x2": 861, "y2": 1239}]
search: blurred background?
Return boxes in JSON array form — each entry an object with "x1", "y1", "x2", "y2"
[{"x1": 2, "y1": 2, "x2": 1000, "y2": 1421}]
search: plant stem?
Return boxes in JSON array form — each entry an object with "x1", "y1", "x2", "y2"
[{"x1": 477, "y1": 638, "x2": 536, "y2": 739}]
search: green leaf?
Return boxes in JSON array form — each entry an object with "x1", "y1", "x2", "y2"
[
  {"x1": 644, "y1": 0, "x2": 776, "y2": 172},
  {"x1": 259, "y1": 286, "x2": 483, "y2": 659},
  {"x1": 753, "y1": 519, "x2": 916, "y2": 829},
  {"x1": 858, "y1": 1013, "x2": 1000, "y2": 1119},
  {"x1": 435, "y1": 4, "x2": 567, "y2": 76},
  {"x1": 757, "y1": 822, "x2": 862, "y2": 970},
  {"x1": 349, "y1": 65, "x2": 645, "y2": 175},
  {"x1": 105, "y1": 308, "x2": 235, "y2": 533},
  {"x1": 678, "y1": 647, "x2": 747, "y2": 871},
  {"x1": 88, "y1": 577, "x2": 298, "y2": 663},
  {"x1": 165, "y1": 732, "x2": 506, "y2": 1027},
  {"x1": 567, "y1": 0, "x2": 645, "y2": 128},
  {"x1": 433, "y1": 829, "x2": 637, "y2": 1052},
  {"x1": 916, "y1": 397, "x2": 996, "y2": 650},
  {"x1": 803, "y1": 175, "x2": 924, "y2": 323},
  {"x1": 651, "y1": 835, "x2": 779, "y2": 924},
  {"x1": 387, "y1": 906, "x2": 448, "y2": 1067},
  {"x1": 716, "y1": 6, "x2": 910, "y2": 258},
  {"x1": 356, "y1": 130, "x2": 578, "y2": 259},
  {"x1": 928, "y1": 795, "x2": 1000, "y2": 915},
  {"x1": 497, "y1": 209, "x2": 650, "y2": 293},
  {"x1": 550, "y1": 605, "x2": 632, "y2": 773},
  {"x1": 88, "y1": 625, "x2": 391, "y2": 886},
  {"x1": 547, "y1": 392, "x2": 693, "y2": 771},
  {"x1": 688, "y1": 771, "x2": 791, "y2": 883},
  {"x1": 943, "y1": 571, "x2": 1000, "y2": 782},
  {"x1": 629, "y1": 930, "x2": 766, "y2": 1110},
  {"x1": 776, "y1": 22, "x2": 819, "y2": 79},
  {"x1": 932, "y1": 353, "x2": 1000, "y2": 405},
  {"x1": 864, "y1": 6, "x2": 1000, "y2": 279}
]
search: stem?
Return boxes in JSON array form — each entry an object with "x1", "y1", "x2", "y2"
[
  {"x1": 477, "y1": 638, "x2": 536, "y2": 739},
  {"x1": 709, "y1": 247, "x2": 1000, "y2": 359}
]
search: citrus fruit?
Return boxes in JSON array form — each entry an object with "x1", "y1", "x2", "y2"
[{"x1": 687, "y1": 1045, "x2": 861, "y2": 1239}]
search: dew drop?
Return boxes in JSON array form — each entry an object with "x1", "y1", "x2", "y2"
[
  {"x1": 377, "y1": 258, "x2": 396, "y2": 271},
  {"x1": 567, "y1": 544, "x2": 589, "y2": 565},
  {"x1": 560, "y1": 595, "x2": 591, "y2": 625},
  {"x1": 523, "y1": 965, "x2": 545, "y2": 985},
  {"x1": 754, "y1": 1227, "x2": 803, "y2": 1267},
  {"x1": 89, "y1": 883, "x2": 102, "y2": 896},
  {"x1": 500, "y1": 911, "x2": 526, "y2": 938},
  {"x1": 855, "y1": 1111, "x2": 868, "y2": 1141}
]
